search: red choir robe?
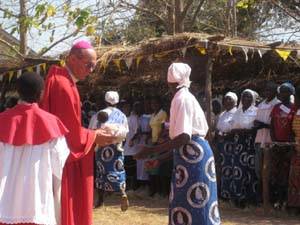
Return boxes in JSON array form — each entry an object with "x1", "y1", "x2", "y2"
[
  {"x1": 0, "y1": 103, "x2": 68, "y2": 225},
  {"x1": 40, "y1": 66, "x2": 96, "y2": 225}
]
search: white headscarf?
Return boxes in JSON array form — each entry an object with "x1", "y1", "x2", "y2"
[
  {"x1": 224, "y1": 91, "x2": 238, "y2": 106},
  {"x1": 239, "y1": 89, "x2": 258, "y2": 108},
  {"x1": 105, "y1": 91, "x2": 119, "y2": 105},
  {"x1": 167, "y1": 63, "x2": 192, "y2": 88}
]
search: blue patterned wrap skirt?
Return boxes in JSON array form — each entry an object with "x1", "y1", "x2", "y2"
[
  {"x1": 95, "y1": 144, "x2": 126, "y2": 193},
  {"x1": 169, "y1": 135, "x2": 221, "y2": 225}
]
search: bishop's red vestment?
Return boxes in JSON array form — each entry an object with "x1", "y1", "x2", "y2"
[{"x1": 40, "y1": 65, "x2": 96, "y2": 225}]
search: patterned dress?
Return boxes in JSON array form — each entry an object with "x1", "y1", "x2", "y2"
[
  {"x1": 95, "y1": 107, "x2": 128, "y2": 193},
  {"x1": 220, "y1": 131, "x2": 258, "y2": 203},
  {"x1": 169, "y1": 136, "x2": 220, "y2": 225}
]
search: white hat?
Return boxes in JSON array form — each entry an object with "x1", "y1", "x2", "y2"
[{"x1": 105, "y1": 91, "x2": 119, "y2": 105}]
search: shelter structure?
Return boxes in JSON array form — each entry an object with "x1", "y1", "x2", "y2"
[
  {"x1": 84, "y1": 32, "x2": 299, "y2": 213},
  {"x1": 84, "y1": 32, "x2": 299, "y2": 124}
]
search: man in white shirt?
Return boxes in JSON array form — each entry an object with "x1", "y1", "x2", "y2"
[{"x1": 254, "y1": 82, "x2": 279, "y2": 210}]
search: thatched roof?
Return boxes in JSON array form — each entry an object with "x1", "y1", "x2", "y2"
[
  {"x1": 79, "y1": 32, "x2": 299, "y2": 100},
  {"x1": 95, "y1": 32, "x2": 299, "y2": 67},
  {"x1": 0, "y1": 39, "x2": 25, "y2": 72}
]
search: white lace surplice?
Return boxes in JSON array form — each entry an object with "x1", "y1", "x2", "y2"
[{"x1": 0, "y1": 137, "x2": 69, "y2": 225}]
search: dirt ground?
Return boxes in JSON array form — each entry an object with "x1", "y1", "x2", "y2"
[{"x1": 93, "y1": 190, "x2": 300, "y2": 225}]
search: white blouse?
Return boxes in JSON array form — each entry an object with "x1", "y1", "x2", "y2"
[
  {"x1": 231, "y1": 105, "x2": 258, "y2": 129},
  {"x1": 169, "y1": 87, "x2": 208, "y2": 139},
  {"x1": 255, "y1": 98, "x2": 280, "y2": 145},
  {"x1": 216, "y1": 107, "x2": 237, "y2": 133},
  {"x1": 124, "y1": 113, "x2": 140, "y2": 156},
  {"x1": 0, "y1": 137, "x2": 70, "y2": 225}
]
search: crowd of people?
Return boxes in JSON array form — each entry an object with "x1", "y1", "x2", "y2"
[
  {"x1": 213, "y1": 82, "x2": 300, "y2": 213},
  {"x1": 85, "y1": 92, "x2": 173, "y2": 208},
  {"x1": 0, "y1": 38, "x2": 299, "y2": 225},
  {"x1": 82, "y1": 79, "x2": 300, "y2": 216}
]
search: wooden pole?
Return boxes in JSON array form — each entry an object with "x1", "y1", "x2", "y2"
[
  {"x1": 262, "y1": 148, "x2": 271, "y2": 212},
  {"x1": 205, "y1": 55, "x2": 213, "y2": 140}
]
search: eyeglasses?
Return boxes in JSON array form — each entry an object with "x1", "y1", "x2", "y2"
[{"x1": 84, "y1": 62, "x2": 96, "y2": 70}]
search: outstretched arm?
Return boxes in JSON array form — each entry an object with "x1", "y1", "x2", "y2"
[{"x1": 134, "y1": 133, "x2": 190, "y2": 159}]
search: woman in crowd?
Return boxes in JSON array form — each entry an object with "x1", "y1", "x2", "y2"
[
  {"x1": 136, "y1": 99, "x2": 151, "y2": 189},
  {"x1": 135, "y1": 63, "x2": 221, "y2": 225},
  {"x1": 90, "y1": 91, "x2": 129, "y2": 211},
  {"x1": 270, "y1": 82, "x2": 296, "y2": 210},
  {"x1": 228, "y1": 89, "x2": 258, "y2": 207},
  {"x1": 288, "y1": 85, "x2": 300, "y2": 211},
  {"x1": 146, "y1": 96, "x2": 168, "y2": 197},
  {"x1": 216, "y1": 91, "x2": 238, "y2": 199},
  {"x1": 123, "y1": 101, "x2": 140, "y2": 190}
]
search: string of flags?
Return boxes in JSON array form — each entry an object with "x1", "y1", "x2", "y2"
[
  {"x1": 0, "y1": 44, "x2": 299, "y2": 82},
  {"x1": 0, "y1": 60, "x2": 64, "y2": 83},
  {"x1": 98, "y1": 42, "x2": 300, "y2": 72}
]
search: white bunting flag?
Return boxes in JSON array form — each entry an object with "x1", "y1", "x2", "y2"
[{"x1": 125, "y1": 57, "x2": 133, "y2": 69}]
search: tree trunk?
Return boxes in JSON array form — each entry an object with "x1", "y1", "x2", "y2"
[
  {"x1": 232, "y1": 0, "x2": 237, "y2": 37},
  {"x1": 166, "y1": 0, "x2": 175, "y2": 34},
  {"x1": 19, "y1": 0, "x2": 27, "y2": 55},
  {"x1": 226, "y1": 0, "x2": 232, "y2": 36},
  {"x1": 174, "y1": 0, "x2": 184, "y2": 33}
]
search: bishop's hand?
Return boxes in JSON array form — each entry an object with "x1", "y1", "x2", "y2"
[{"x1": 94, "y1": 128, "x2": 118, "y2": 147}]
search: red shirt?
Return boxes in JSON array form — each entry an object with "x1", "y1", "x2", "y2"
[{"x1": 271, "y1": 103, "x2": 296, "y2": 142}]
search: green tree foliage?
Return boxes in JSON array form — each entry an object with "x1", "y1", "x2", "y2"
[
  {"x1": 0, "y1": 1, "x2": 98, "y2": 55},
  {"x1": 103, "y1": 0, "x2": 300, "y2": 44}
]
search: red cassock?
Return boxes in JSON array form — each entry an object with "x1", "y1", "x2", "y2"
[{"x1": 40, "y1": 66, "x2": 96, "y2": 225}]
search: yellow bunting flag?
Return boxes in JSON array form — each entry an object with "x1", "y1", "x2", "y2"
[
  {"x1": 27, "y1": 66, "x2": 34, "y2": 72},
  {"x1": 113, "y1": 59, "x2": 122, "y2": 72},
  {"x1": 196, "y1": 47, "x2": 206, "y2": 55},
  {"x1": 136, "y1": 56, "x2": 143, "y2": 68},
  {"x1": 228, "y1": 46, "x2": 233, "y2": 56},
  {"x1": 275, "y1": 49, "x2": 291, "y2": 61},
  {"x1": 41, "y1": 63, "x2": 46, "y2": 72},
  {"x1": 60, "y1": 60, "x2": 65, "y2": 67},
  {"x1": 8, "y1": 71, "x2": 14, "y2": 82},
  {"x1": 125, "y1": 57, "x2": 133, "y2": 69}
]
